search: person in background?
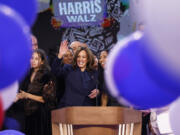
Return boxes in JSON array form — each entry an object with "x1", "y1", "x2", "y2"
[
  {"x1": 62, "y1": 49, "x2": 73, "y2": 65},
  {"x1": 31, "y1": 34, "x2": 38, "y2": 50},
  {"x1": 149, "y1": 107, "x2": 173, "y2": 135},
  {"x1": 52, "y1": 42, "x2": 99, "y2": 107},
  {"x1": 98, "y1": 50, "x2": 108, "y2": 106},
  {"x1": 55, "y1": 40, "x2": 74, "y2": 103},
  {"x1": 69, "y1": 41, "x2": 88, "y2": 54},
  {"x1": 3, "y1": 34, "x2": 39, "y2": 132},
  {"x1": 16, "y1": 49, "x2": 56, "y2": 135},
  {"x1": 93, "y1": 54, "x2": 98, "y2": 70},
  {"x1": 98, "y1": 50, "x2": 123, "y2": 106}
]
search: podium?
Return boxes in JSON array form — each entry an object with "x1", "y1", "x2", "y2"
[{"x1": 51, "y1": 107, "x2": 142, "y2": 135}]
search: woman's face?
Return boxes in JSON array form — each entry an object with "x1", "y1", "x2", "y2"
[
  {"x1": 77, "y1": 50, "x2": 88, "y2": 71},
  {"x1": 30, "y1": 52, "x2": 43, "y2": 69},
  {"x1": 63, "y1": 50, "x2": 73, "y2": 64},
  {"x1": 99, "y1": 51, "x2": 108, "y2": 68}
]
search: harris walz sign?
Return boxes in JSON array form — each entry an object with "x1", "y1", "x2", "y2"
[{"x1": 53, "y1": 0, "x2": 106, "y2": 27}]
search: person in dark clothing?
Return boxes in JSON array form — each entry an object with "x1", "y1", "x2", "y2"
[
  {"x1": 98, "y1": 50, "x2": 123, "y2": 106},
  {"x1": 16, "y1": 49, "x2": 56, "y2": 135},
  {"x1": 52, "y1": 43, "x2": 99, "y2": 107},
  {"x1": 3, "y1": 34, "x2": 39, "y2": 132},
  {"x1": 141, "y1": 112, "x2": 151, "y2": 135},
  {"x1": 55, "y1": 48, "x2": 73, "y2": 103},
  {"x1": 31, "y1": 34, "x2": 38, "y2": 50},
  {"x1": 48, "y1": 40, "x2": 74, "y2": 104}
]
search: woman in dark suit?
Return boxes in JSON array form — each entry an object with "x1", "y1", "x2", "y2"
[{"x1": 52, "y1": 43, "x2": 99, "y2": 107}]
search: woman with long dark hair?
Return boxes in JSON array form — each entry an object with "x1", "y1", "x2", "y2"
[
  {"x1": 98, "y1": 50, "x2": 122, "y2": 106},
  {"x1": 16, "y1": 49, "x2": 56, "y2": 135},
  {"x1": 52, "y1": 43, "x2": 99, "y2": 107}
]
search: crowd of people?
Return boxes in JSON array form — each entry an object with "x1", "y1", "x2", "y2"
[
  {"x1": 3, "y1": 35, "x2": 123, "y2": 135},
  {"x1": 4, "y1": 31, "x2": 157, "y2": 135}
]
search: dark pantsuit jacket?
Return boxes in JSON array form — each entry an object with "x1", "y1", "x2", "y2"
[{"x1": 52, "y1": 57, "x2": 98, "y2": 107}]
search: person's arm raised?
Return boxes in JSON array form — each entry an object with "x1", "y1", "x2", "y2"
[{"x1": 58, "y1": 40, "x2": 69, "y2": 59}]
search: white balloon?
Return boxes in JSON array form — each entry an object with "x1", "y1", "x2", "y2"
[
  {"x1": 129, "y1": 0, "x2": 144, "y2": 25},
  {"x1": 142, "y1": 0, "x2": 180, "y2": 80},
  {"x1": 0, "y1": 81, "x2": 19, "y2": 110},
  {"x1": 169, "y1": 98, "x2": 180, "y2": 135},
  {"x1": 117, "y1": 10, "x2": 133, "y2": 39}
]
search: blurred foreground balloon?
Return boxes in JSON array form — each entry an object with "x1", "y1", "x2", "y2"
[
  {"x1": 129, "y1": 0, "x2": 144, "y2": 26},
  {"x1": 0, "y1": 81, "x2": 18, "y2": 110},
  {"x1": 141, "y1": 36, "x2": 180, "y2": 94},
  {"x1": 169, "y1": 98, "x2": 180, "y2": 135},
  {"x1": 140, "y1": 0, "x2": 180, "y2": 94},
  {"x1": 0, "y1": 130, "x2": 24, "y2": 135},
  {"x1": 0, "y1": 4, "x2": 32, "y2": 89},
  {"x1": 0, "y1": 98, "x2": 4, "y2": 129},
  {"x1": 105, "y1": 31, "x2": 178, "y2": 109},
  {"x1": 0, "y1": 0, "x2": 37, "y2": 25}
]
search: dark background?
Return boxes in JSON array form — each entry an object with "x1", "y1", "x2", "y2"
[{"x1": 32, "y1": 10, "x2": 65, "y2": 54}]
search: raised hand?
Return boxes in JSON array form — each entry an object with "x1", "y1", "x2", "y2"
[{"x1": 58, "y1": 40, "x2": 69, "y2": 59}]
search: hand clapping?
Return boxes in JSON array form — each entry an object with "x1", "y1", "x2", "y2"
[{"x1": 15, "y1": 90, "x2": 29, "y2": 102}]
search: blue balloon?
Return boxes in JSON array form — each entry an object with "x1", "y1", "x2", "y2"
[
  {"x1": 0, "y1": 130, "x2": 24, "y2": 135},
  {"x1": 4, "y1": 117, "x2": 20, "y2": 130},
  {"x1": 0, "y1": 5, "x2": 32, "y2": 89},
  {"x1": 141, "y1": 35, "x2": 180, "y2": 95},
  {"x1": 105, "y1": 32, "x2": 178, "y2": 109},
  {"x1": 0, "y1": 0, "x2": 37, "y2": 26}
]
